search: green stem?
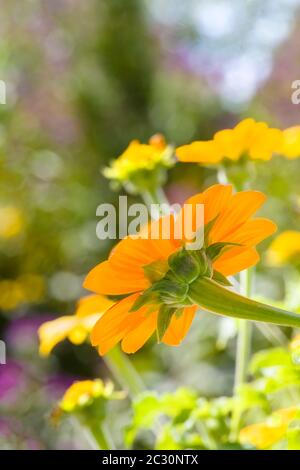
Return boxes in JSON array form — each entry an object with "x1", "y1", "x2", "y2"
[
  {"x1": 88, "y1": 421, "x2": 115, "y2": 450},
  {"x1": 188, "y1": 277, "x2": 300, "y2": 328},
  {"x1": 230, "y1": 269, "x2": 252, "y2": 440},
  {"x1": 234, "y1": 269, "x2": 252, "y2": 389},
  {"x1": 106, "y1": 346, "x2": 145, "y2": 398},
  {"x1": 142, "y1": 187, "x2": 170, "y2": 215}
]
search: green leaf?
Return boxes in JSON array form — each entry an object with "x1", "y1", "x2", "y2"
[
  {"x1": 250, "y1": 348, "x2": 291, "y2": 375},
  {"x1": 188, "y1": 277, "x2": 300, "y2": 329},
  {"x1": 157, "y1": 305, "x2": 175, "y2": 341}
]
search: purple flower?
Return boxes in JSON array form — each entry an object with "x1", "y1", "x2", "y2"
[
  {"x1": 0, "y1": 360, "x2": 26, "y2": 404},
  {"x1": 5, "y1": 314, "x2": 53, "y2": 353}
]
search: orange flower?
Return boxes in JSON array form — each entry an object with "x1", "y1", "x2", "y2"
[
  {"x1": 176, "y1": 118, "x2": 283, "y2": 164},
  {"x1": 84, "y1": 184, "x2": 276, "y2": 356}
]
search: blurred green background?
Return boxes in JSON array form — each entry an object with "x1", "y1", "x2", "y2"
[{"x1": 1, "y1": 0, "x2": 300, "y2": 449}]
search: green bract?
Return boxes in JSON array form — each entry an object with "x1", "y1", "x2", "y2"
[{"x1": 137, "y1": 246, "x2": 300, "y2": 334}]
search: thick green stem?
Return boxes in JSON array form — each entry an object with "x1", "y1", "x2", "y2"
[
  {"x1": 188, "y1": 277, "x2": 300, "y2": 328},
  {"x1": 142, "y1": 187, "x2": 170, "y2": 215},
  {"x1": 234, "y1": 269, "x2": 252, "y2": 389},
  {"x1": 88, "y1": 421, "x2": 115, "y2": 450},
  {"x1": 230, "y1": 269, "x2": 252, "y2": 440},
  {"x1": 106, "y1": 346, "x2": 145, "y2": 398}
]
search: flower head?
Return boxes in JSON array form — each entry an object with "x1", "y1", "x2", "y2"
[
  {"x1": 279, "y1": 126, "x2": 300, "y2": 159},
  {"x1": 84, "y1": 184, "x2": 276, "y2": 355},
  {"x1": 266, "y1": 230, "x2": 300, "y2": 267},
  {"x1": 59, "y1": 379, "x2": 124, "y2": 414},
  {"x1": 38, "y1": 294, "x2": 114, "y2": 356},
  {"x1": 240, "y1": 407, "x2": 298, "y2": 449},
  {"x1": 176, "y1": 118, "x2": 282, "y2": 164},
  {"x1": 0, "y1": 206, "x2": 24, "y2": 239},
  {"x1": 103, "y1": 134, "x2": 174, "y2": 193}
]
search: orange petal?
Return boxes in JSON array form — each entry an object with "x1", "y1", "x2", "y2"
[
  {"x1": 213, "y1": 246, "x2": 259, "y2": 276},
  {"x1": 179, "y1": 185, "x2": 233, "y2": 242},
  {"x1": 76, "y1": 294, "x2": 114, "y2": 317},
  {"x1": 162, "y1": 306, "x2": 197, "y2": 346},
  {"x1": 221, "y1": 218, "x2": 277, "y2": 247},
  {"x1": 83, "y1": 260, "x2": 149, "y2": 295},
  {"x1": 211, "y1": 190, "x2": 266, "y2": 242},
  {"x1": 91, "y1": 294, "x2": 153, "y2": 355},
  {"x1": 121, "y1": 311, "x2": 158, "y2": 353}
]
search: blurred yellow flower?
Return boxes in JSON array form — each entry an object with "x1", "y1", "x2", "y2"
[
  {"x1": 176, "y1": 118, "x2": 283, "y2": 164},
  {"x1": 240, "y1": 407, "x2": 298, "y2": 449},
  {"x1": 0, "y1": 280, "x2": 25, "y2": 310},
  {"x1": 59, "y1": 379, "x2": 124, "y2": 413},
  {"x1": 0, "y1": 274, "x2": 44, "y2": 311},
  {"x1": 103, "y1": 134, "x2": 174, "y2": 184},
  {"x1": 280, "y1": 126, "x2": 300, "y2": 159},
  {"x1": 38, "y1": 294, "x2": 114, "y2": 356},
  {"x1": 266, "y1": 230, "x2": 300, "y2": 267},
  {"x1": 0, "y1": 206, "x2": 24, "y2": 239}
]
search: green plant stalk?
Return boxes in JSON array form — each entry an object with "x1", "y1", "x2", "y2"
[
  {"x1": 142, "y1": 186, "x2": 170, "y2": 215},
  {"x1": 234, "y1": 269, "x2": 253, "y2": 389},
  {"x1": 88, "y1": 421, "x2": 115, "y2": 450},
  {"x1": 188, "y1": 277, "x2": 300, "y2": 328},
  {"x1": 230, "y1": 269, "x2": 252, "y2": 440},
  {"x1": 106, "y1": 346, "x2": 145, "y2": 398}
]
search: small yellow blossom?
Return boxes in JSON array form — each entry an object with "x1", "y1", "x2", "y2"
[
  {"x1": 59, "y1": 379, "x2": 125, "y2": 413},
  {"x1": 240, "y1": 407, "x2": 298, "y2": 449},
  {"x1": 280, "y1": 126, "x2": 300, "y2": 159},
  {"x1": 38, "y1": 294, "x2": 114, "y2": 356},
  {"x1": 0, "y1": 280, "x2": 25, "y2": 310},
  {"x1": 176, "y1": 118, "x2": 283, "y2": 164},
  {"x1": 0, "y1": 206, "x2": 24, "y2": 239},
  {"x1": 0, "y1": 274, "x2": 45, "y2": 311},
  {"x1": 266, "y1": 230, "x2": 300, "y2": 267},
  {"x1": 103, "y1": 134, "x2": 174, "y2": 188}
]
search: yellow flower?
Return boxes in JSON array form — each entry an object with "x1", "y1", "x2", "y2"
[
  {"x1": 59, "y1": 379, "x2": 124, "y2": 413},
  {"x1": 176, "y1": 118, "x2": 283, "y2": 164},
  {"x1": 280, "y1": 126, "x2": 300, "y2": 159},
  {"x1": 0, "y1": 206, "x2": 24, "y2": 239},
  {"x1": 0, "y1": 280, "x2": 25, "y2": 310},
  {"x1": 266, "y1": 230, "x2": 300, "y2": 267},
  {"x1": 103, "y1": 134, "x2": 174, "y2": 188},
  {"x1": 38, "y1": 294, "x2": 114, "y2": 356},
  {"x1": 240, "y1": 407, "x2": 298, "y2": 449}
]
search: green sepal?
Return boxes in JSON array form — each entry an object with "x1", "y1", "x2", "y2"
[
  {"x1": 143, "y1": 259, "x2": 169, "y2": 283},
  {"x1": 212, "y1": 270, "x2": 233, "y2": 287},
  {"x1": 152, "y1": 275, "x2": 189, "y2": 305},
  {"x1": 130, "y1": 289, "x2": 158, "y2": 312},
  {"x1": 204, "y1": 215, "x2": 219, "y2": 247},
  {"x1": 168, "y1": 248, "x2": 201, "y2": 283},
  {"x1": 157, "y1": 305, "x2": 176, "y2": 342},
  {"x1": 188, "y1": 277, "x2": 300, "y2": 329},
  {"x1": 206, "y1": 242, "x2": 240, "y2": 262}
]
